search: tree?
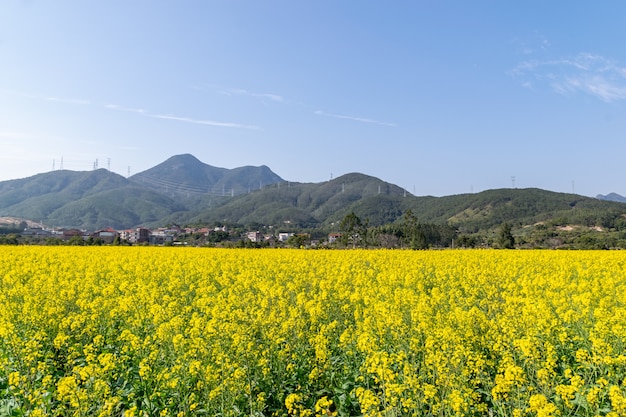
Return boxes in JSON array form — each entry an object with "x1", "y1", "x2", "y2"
[
  {"x1": 497, "y1": 223, "x2": 515, "y2": 249},
  {"x1": 339, "y1": 212, "x2": 366, "y2": 248},
  {"x1": 402, "y1": 209, "x2": 427, "y2": 249},
  {"x1": 68, "y1": 235, "x2": 85, "y2": 246},
  {"x1": 286, "y1": 234, "x2": 309, "y2": 248},
  {"x1": 456, "y1": 234, "x2": 478, "y2": 248}
]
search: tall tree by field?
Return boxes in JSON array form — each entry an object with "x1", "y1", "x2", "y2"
[
  {"x1": 497, "y1": 222, "x2": 515, "y2": 249},
  {"x1": 401, "y1": 209, "x2": 428, "y2": 249},
  {"x1": 339, "y1": 212, "x2": 367, "y2": 248}
]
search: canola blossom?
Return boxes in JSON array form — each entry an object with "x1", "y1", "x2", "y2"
[{"x1": 1, "y1": 247, "x2": 626, "y2": 416}]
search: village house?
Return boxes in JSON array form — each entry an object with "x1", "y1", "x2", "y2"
[
  {"x1": 328, "y1": 233, "x2": 342, "y2": 244},
  {"x1": 21, "y1": 227, "x2": 52, "y2": 237},
  {"x1": 278, "y1": 232, "x2": 294, "y2": 242},
  {"x1": 149, "y1": 228, "x2": 176, "y2": 245},
  {"x1": 246, "y1": 231, "x2": 263, "y2": 243},
  {"x1": 120, "y1": 227, "x2": 151, "y2": 244},
  {"x1": 62, "y1": 229, "x2": 86, "y2": 240},
  {"x1": 91, "y1": 228, "x2": 119, "y2": 243}
]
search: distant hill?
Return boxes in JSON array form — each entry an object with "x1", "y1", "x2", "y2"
[
  {"x1": 597, "y1": 192, "x2": 626, "y2": 204},
  {"x1": 1, "y1": 154, "x2": 626, "y2": 232},
  {"x1": 164, "y1": 182, "x2": 626, "y2": 233},
  {"x1": 129, "y1": 154, "x2": 283, "y2": 197},
  {"x1": 420, "y1": 188, "x2": 626, "y2": 232},
  {"x1": 0, "y1": 154, "x2": 285, "y2": 230},
  {"x1": 161, "y1": 172, "x2": 410, "y2": 228},
  {"x1": 0, "y1": 169, "x2": 185, "y2": 229}
]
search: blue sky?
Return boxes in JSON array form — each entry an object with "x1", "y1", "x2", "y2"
[{"x1": 1, "y1": 1, "x2": 626, "y2": 197}]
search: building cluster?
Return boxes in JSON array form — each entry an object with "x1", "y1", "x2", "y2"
[
  {"x1": 22, "y1": 225, "x2": 228, "y2": 245},
  {"x1": 20, "y1": 225, "x2": 326, "y2": 246}
]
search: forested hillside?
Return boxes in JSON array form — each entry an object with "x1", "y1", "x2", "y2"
[{"x1": 0, "y1": 154, "x2": 625, "y2": 249}]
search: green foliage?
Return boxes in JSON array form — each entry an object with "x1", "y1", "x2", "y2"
[
  {"x1": 370, "y1": 212, "x2": 456, "y2": 249},
  {"x1": 0, "y1": 234, "x2": 19, "y2": 245},
  {"x1": 286, "y1": 234, "x2": 309, "y2": 248},
  {"x1": 496, "y1": 223, "x2": 515, "y2": 249},
  {"x1": 130, "y1": 154, "x2": 283, "y2": 197},
  {"x1": 2, "y1": 157, "x2": 626, "y2": 242},
  {"x1": 402, "y1": 209, "x2": 427, "y2": 249},
  {"x1": 67, "y1": 235, "x2": 85, "y2": 246},
  {"x1": 339, "y1": 212, "x2": 367, "y2": 248}
]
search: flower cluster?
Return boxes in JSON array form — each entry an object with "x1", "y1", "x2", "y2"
[{"x1": 1, "y1": 247, "x2": 626, "y2": 416}]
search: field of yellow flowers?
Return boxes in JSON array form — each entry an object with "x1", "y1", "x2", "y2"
[{"x1": 1, "y1": 247, "x2": 626, "y2": 416}]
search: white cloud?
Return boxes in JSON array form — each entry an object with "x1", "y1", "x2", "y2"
[
  {"x1": 148, "y1": 113, "x2": 260, "y2": 130},
  {"x1": 44, "y1": 96, "x2": 91, "y2": 105},
  {"x1": 105, "y1": 104, "x2": 146, "y2": 114},
  {"x1": 512, "y1": 32, "x2": 551, "y2": 56},
  {"x1": 221, "y1": 88, "x2": 285, "y2": 103},
  {"x1": 105, "y1": 103, "x2": 259, "y2": 130},
  {"x1": 512, "y1": 53, "x2": 626, "y2": 102},
  {"x1": 314, "y1": 110, "x2": 396, "y2": 127}
]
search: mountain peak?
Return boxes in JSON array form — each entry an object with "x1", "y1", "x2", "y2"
[
  {"x1": 597, "y1": 192, "x2": 626, "y2": 203},
  {"x1": 130, "y1": 154, "x2": 283, "y2": 197},
  {"x1": 165, "y1": 153, "x2": 202, "y2": 164}
]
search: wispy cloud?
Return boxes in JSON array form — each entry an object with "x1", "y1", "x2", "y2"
[
  {"x1": 104, "y1": 104, "x2": 146, "y2": 114},
  {"x1": 148, "y1": 113, "x2": 260, "y2": 130},
  {"x1": 105, "y1": 103, "x2": 259, "y2": 130},
  {"x1": 314, "y1": 110, "x2": 396, "y2": 127},
  {"x1": 512, "y1": 32, "x2": 551, "y2": 56},
  {"x1": 220, "y1": 88, "x2": 285, "y2": 103},
  {"x1": 44, "y1": 96, "x2": 91, "y2": 105},
  {"x1": 0, "y1": 89, "x2": 258, "y2": 131},
  {"x1": 512, "y1": 53, "x2": 626, "y2": 102}
]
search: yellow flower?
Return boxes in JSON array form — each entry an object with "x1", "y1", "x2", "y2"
[
  {"x1": 315, "y1": 396, "x2": 337, "y2": 416},
  {"x1": 528, "y1": 394, "x2": 560, "y2": 417}
]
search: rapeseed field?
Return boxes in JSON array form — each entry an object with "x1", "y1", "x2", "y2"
[{"x1": 1, "y1": 247, "x2": 626, "y2": 416}]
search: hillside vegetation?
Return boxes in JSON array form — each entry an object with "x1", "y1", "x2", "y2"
[{"x1": 1, "y1": 154, "x2": 625, "y2": 249}]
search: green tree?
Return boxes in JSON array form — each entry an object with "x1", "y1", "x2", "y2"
[
  {"x1": 339, "y1": 212, "x2": 366, "y2": 248},
  {"x1": 497, "y1": 223, "x2": 515, "y2": 249},
  {"x1": 286, "y1": 234, "x2": 309, "y2": 248},
  {"x1": 402, "y1": 209, "x2": 427, "y2": 249},
  {"x1": 68, "y1": 235, "x2": 85, "y2": 246}
]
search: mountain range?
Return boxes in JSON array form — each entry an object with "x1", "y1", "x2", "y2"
[
  {"x1": 1, "y1": 153, "x2": 626, "y2": 232},
  {"x1": 597, "y1": 192, "x2": 626, "y2": 204}
]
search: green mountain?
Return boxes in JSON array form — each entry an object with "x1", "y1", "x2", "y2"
[
  {"x1": 412, "y1": 188, "x2": 626, "y2": 232},
  {"x1": 129, "y1": 154, "x2": 283, "y2": 197},
  {"x1": 0, "y1": 169, "x2": 185, "y2": 229},
  {"x1": 1, "y1": 154, "x2": 625, "y2": 234},
  {"x1": 168, "y1": 172, "x2": 411, "y2": 228},
  {"x1": 597, "y1": 192, "x2": 626, "y2": 204},
  {"x1": 163, "y1": 176, "x2": 626, "y2": 233},
  {"x1": 0, "y1": 155, "x2": 285, "y2": 230}
]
